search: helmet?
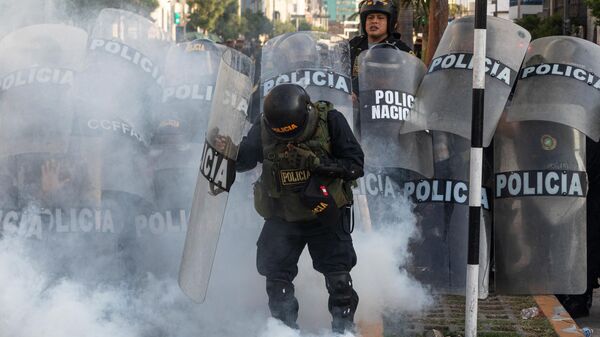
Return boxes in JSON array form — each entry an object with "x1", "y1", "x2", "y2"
[
  {"x1": 359, "y1": 0, "x2": 398, "y2": 36},
  {"x1": 263, "y1": 83, "x2": 314, "y2": 140}
]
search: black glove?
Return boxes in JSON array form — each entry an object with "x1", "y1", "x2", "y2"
[
  {"x1": 286, "y1": 144, "x2": 320, "y2": 170},
  {"x1": 314, "y1": 162, "x2": 363, "y2": 180}
]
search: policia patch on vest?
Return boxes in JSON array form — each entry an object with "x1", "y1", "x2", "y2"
[
  {"x1": 200, "y1": 140, "x2": 236, "y2": 192},
  {"x1": 280, "y1": 169, "x2": 311, "y2": 186}
]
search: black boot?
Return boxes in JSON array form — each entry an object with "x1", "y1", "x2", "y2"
[
  {"x1": 266, "y1": 279, "x2": 300, "y2": 329},
  {"x1": 557, "y1": 288, "x2": 593, "y2": 319},
  {"x1": 326, "y1": 272, "x2": 359, "y2": 334}
]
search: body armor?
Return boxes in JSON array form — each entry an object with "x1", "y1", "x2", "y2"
[{"x1": 254, "y1": 102, "x2": 353, "y2": 222}]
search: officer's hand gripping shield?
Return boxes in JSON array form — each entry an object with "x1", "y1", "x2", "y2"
[
  {"x1": 494, "y1": 36, "x2": 600, "y2": 294},
  {"x1": 261, "y1": 32, "x2": 354, "y2": 131},
  {"x1": 144, "y1": 39, "x2": 227, "y2": 278},
  {"x1": 179, "y1": 49, "x2": 254, "y2": 302}
]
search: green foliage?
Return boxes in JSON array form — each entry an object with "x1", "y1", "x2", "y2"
[
  {"x1": 214, "y1": 0, "x2": 244, "y2": 41},
  {"x1": 65, "y1": 0, "x2": 159, "y2": 18},
  {"x1": 187, "y1": 0, "x2": 234, "y2": 33},
  {"x1": 587, "y1": 0, "x2": 600, "y2": 25},
  {"x1": 273, "y1": 20, "x2": 296, "y2": 35},
  {"x1": 449, "y1": 3, "x2": 466, "y2": 18},
  {"x1": 242, "y1": 10, "x2": 273, "y2": 40},
  {"x1": 515, "y1": 14, "x2": 563, "y2": 39},
  {"x1": 396, "y1": 0, "x2": 428, "y2": 33},
  {"x1": 298, "y1": 20, "x2": 313, "y2": 31}
]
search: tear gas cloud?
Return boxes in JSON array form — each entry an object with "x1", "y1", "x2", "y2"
[{"x1": 0, "y1": 1, "x2": 431, "y2": 336}]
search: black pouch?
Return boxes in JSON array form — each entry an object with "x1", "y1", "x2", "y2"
[{"x1": 300, "y1": 175, "x2": 340, "y2": 225}]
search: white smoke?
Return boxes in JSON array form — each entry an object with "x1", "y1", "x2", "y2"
[
  {"x1": 0, "y1": 182, "x2": 431, "y2": 337},
  {"x1": 0, "y1": 1, "x2": 432, "y2": 336}
]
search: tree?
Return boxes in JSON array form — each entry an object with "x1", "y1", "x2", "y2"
[
  {"x1": 298, "y1": 20, "x2": 313, "y2": 31},
  {"x1": 425, "y1": 0, "x2": 448, "y2": 65},
  {"x1": 273, "y1": 20, "x2": 296, "y2": 36},
  {"x1": 448, "y1": 3, "x2": 466, "y2": 19},
  {"x1": 186, "y1": 0, "x2": 233, "y2": 33},
  {"x1": 515, "y1": 14, "x2": 563, "y2": 39},
  {"x1": 214, "y1": 0, "x2": 244, "y2": 41},
  {"x1": 65, "y1": 0, "x2": 159, "y2": 19},
  {"x1": 397, "y1": 0, "x2": 415, "y2": 49},
  {"x1": 242, "y1": 10, "x2": 273, "y2": 40},
  {"x1": 587, "y1": 0, "x2": 600, "y2": 25}
]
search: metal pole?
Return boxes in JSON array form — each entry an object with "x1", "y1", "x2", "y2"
[{"x1": 465, "y1": 1, "x2": 486, "y2": 337}]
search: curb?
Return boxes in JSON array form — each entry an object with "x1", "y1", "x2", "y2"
[
  {"x1": 534, "y1": 295, "x2": 586, "y2": 337},
  {"x1": 358, "y1": 318, "x2": 384, "y2": 337}
]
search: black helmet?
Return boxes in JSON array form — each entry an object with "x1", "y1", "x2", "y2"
[
  {"x1": 359, "y1": 0, "x2": 398, "y2": 36},
  {"x1": 263, "y1": 83, "x2": 314, "y2": 140}
]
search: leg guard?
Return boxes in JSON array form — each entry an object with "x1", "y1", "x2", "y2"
[
  {"x1": 325, "y1": 271, "x2": 359, "y2": 334},
  {"x1": 266, "y1": 279, "x2": 299, "y2": 329}
]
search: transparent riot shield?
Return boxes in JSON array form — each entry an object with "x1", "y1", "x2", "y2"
[
  {"x1": 77, "y1": 8, "x2": 172, "y2": 204},
  {"x1": 506, "y1": 36, "x2": 600, "y2": 141},
  {"x1": 358, "y1": 44, "x2": 432, "y2": 178},
  {"x1": 145, "y1": 39, "x2": 225, "y2": 277},
  {"x1": 405, "y1": 132, "x2": 492, "y2": 297},
  {"x1": 179, "y1": 49, "x2": 254, "y2": 302},
  {"x1": 0, "y1": 24, "x2": 101, "y2": 212},
  {"x1": 0, "y1": 24, "x2": 112, "y2": 282},
  {"x1": 0, "y1": 24, "x2": 87, "y2": 157},
  {"x1": 494, "y1": 120, "x2": 587, "y2": 294},
  {"x1": 261, "y1": 31, "x2": 353, "y2": 129},
  {"x1": 401, "y1": 16, "x2": 531, "y2": 147}
]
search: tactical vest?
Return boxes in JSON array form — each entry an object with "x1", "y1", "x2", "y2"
[{"x1": 254, "y1": 101, "x2": 353, "y2": 222}]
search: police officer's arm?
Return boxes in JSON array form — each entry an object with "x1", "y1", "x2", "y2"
[
  {"x1": 235, "y1": 121, "x2": 263, "y2": 172},
  {"x1": 317, "y1": 110, "x2": 365, "y2": 180}
]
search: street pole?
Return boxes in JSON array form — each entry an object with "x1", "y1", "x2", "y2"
[{"x1": 465, "y1": 1, "x2": 486, "y2": 337}]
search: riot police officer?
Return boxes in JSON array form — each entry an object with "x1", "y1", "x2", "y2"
[
  {"x1": 350, "y1": 0, "x2": 412, "y2": 93},
  {"x1": 234, "y1": 83, "x2": 364, "y2": 333}
]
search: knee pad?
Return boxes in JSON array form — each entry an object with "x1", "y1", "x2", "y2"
[
  {"x1": 325, "y1": 272, "x2": 358, "y2": 309},
  {"x1": 326, "y1": 272, "x2": 358, "y2": 332},
  {"x1": 325, "y1": 272, "x2": 353, "y2": 300},
  {"x1": 266, "y1": 279, "x2": 295, "y2": 300}
]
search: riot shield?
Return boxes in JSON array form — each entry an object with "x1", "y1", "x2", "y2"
[
  {"x1": 358, "y1": 44, "x2": 432, "y2": 178},
  {"x1": 179, "y1": 49, "x2": 254, "y2": 302},
  {"x1": 505, "y1": 36, "x2": 600, "y2": 141},
  {"x1": 77, "y1": 8, "x2": 172, "y2": 204},
  {"x1": 405, "y1": 132, "x2": 493, "y2": 297},
  {"x1": 493, "y1": 37, "x2": 595, "y2": 294},
  {"x1": 401, "y1": 16, "x2": 531, "y2": 147},
  {"x1": 0, "y1": 24, "x2": 102, "y2": 213},
  {"x1": 261, "y1": 31, "x2": 353, "y2": 129},
  {"x1": 144, "y1": 39, "x2": 225, "y2": 277},
  {"x1": 0, "y1": 24, "x2": 87, "y2": 157}
]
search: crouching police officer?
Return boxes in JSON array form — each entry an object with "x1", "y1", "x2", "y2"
[{"x1": 235, "y1": 83, "x2": 364, "y2": 333}]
